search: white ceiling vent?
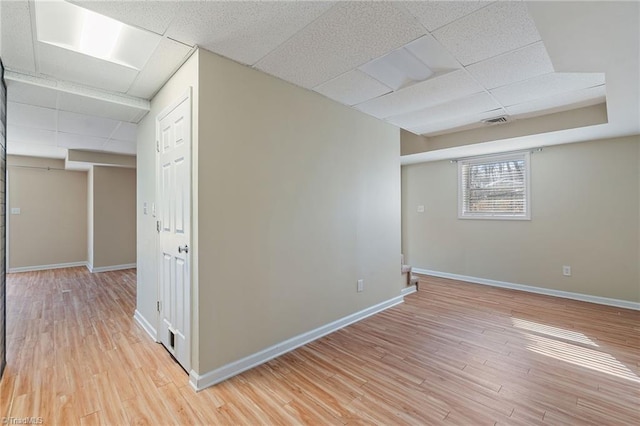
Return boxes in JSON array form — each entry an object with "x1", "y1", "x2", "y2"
[{"x1": 482, "y1": 115, "x2": 510, "y2": 125}]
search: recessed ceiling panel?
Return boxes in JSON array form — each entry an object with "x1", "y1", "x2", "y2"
[
  {"x1": 409, "y1": 109, "x2": 505, "y2": 136},
  {"x1": 57, "y1": 132, "x2": 108, "y2": 150},
  {"x1": 0, "y1": 0, "x2": 37, "y2": 73},
  {"x1": 103, "y1": 139, "x2": 136, "y2": 155},
  {"x1": 38, "y1": 43, "x2": 139, "y2": 93},
  {"x1": 167, "y1": 1, "x2": 333, "y2": 66},
  {"x1": 110, "y1": 122, "x2": 137, "y2": 143},
  {"x1": 7, "y1": 102, "x2": 57, "y2": 131},
  {"x1": 355, "y1": 69, "x2": 484, "y2": 119},
  {"x1": 467, "y1": 42, "x2": 555, "y2": 90},
  {"x1": 58, "y1": 110, "x2": 120, "y2": 138},
  {"x1": 71, "y1": 0, "x2": 182, "y2": 35},
  {"x1": 387, "y1": 92, "x2": 503, "y2": 129},
  {"x1": 506, "y1": 85, "x2": 607, "y2": 118},
  {"x1": 400, "y1": 0, "x2": 491, "y2": 32},
  {"x1": 255, "y1": 2, "x2": 427, "y2": 89},
  {"x1": 127, "y1": 38, "x2": 193, "y2": 99},
  {"x1": 490, "y1": 73, "x2": 606, "y2": 107},
  {"x1": 433, "y1": 2, "x2": 541, "y2": 66},
  {"x1": 7, "y1": 125, "x2": 57, "y2": 146},
  {"x1": 314, "y1": 70, "x2": 392, "y2": 106}
]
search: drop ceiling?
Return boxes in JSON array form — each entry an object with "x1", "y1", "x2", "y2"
[{"x1": 0, "y1": 0, "x2": 638, "y2": 162}]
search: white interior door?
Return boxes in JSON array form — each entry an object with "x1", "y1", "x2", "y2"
[{"x1": 156, "y1": 90, "x2": 191, "y2": 372}]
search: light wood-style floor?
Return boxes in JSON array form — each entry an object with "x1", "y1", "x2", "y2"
[{"x1": 1, "y1": 268, "x2": 639, "y2": 425}]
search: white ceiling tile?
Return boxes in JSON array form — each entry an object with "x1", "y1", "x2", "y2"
[
  {"x1": 433, "y1": 2, "x2": 541, "y2": 66},
  {"x1": 467, "y1": 42, "x2": 554, "y2": 90},
  {"x1": 70, "y1": 0, "x2": 182, "y2": 35},
  {"x1": 0, "y1": 0, "x2": 36, "y2": 73},
  {"x1": 314, "y1": 70, "x2": 392, "y2": 106},
  {"x1": 387, "y1": 92, "x2": 503, "y2": 129},
  {"x1": 355, "y1": 69, "x2": 484, "y2": 119},
  {"x1": 58, "y1": 111, "x2": 120, "y2": 138},
  {"x1": 57, "y1": 132, "x2": 108, "y2": 150},
  {"x1": 490, "y1": 73, "x2": 606, "y2": 106},
  {"x1": 7, "y1": 143, "x2": 67, "y2": 159},
  {"x1": 7, "y1": 102, "x2": 57, "y2": 131},
  {"x1": 37, "y1": 43, "x2": 139, "y2": 93},
  {"x1": 400, "y1": 0, "x2": 492, "y2": 32},
  {"x1": 255, "y1": 2, "x2": 427, "y2": 89},
  {"x1": 409, "y1": 109, "x2": 505, "y2": 136},
  {"x1": 57, "y1": 92, "x2": 147, "y2": 123},
  {"x1": 127, "y1": 38, "x2": 193, "y2": 99},
  {"x1": 7, "y1": 125, "x2": 57, "y2": 146},
  {"x1": 6, "y1": 80, "x2": 59, "y2": 109},
  {"x1": 110, "y1": 122, "x2": 137, "y2": 143},
  {"x1": 103, "y1": 139, "x2": 136, "y2": 155},
  {"x1": 403, "y1": 33, "x2": 461, "y2": 73},
  {"x1": 506, "y1": 85, "x2": 607, "y2": 117},
  {"x1": 167, "y1": 1, "x2": 334, "y2": 66}
]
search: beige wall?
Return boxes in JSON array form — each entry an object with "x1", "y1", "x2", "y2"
[
  {"x1": 196, "y1": 49, "x2": 401, "y2": 373},
  {"x1": 8, "y1": 156, "x2": 87, "y2": 269},
  {"x1": 90, "y1": 166, "x2": 136, "y2": 269},
  {"x1": 402, "y1": 136, "x2": 640, "y2": 302}
]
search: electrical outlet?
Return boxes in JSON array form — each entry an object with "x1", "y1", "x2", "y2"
[
  {"x1": 562, "y1": 265, "x2": 571, "y2": 276},
  {"x1": 357, "y1": 279, "x2": 364, "y2": 292},
  {"x1": 417, "y1": 205, "x2": 425, "y2": 213}
]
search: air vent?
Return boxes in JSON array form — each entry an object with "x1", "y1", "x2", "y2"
[{"x1": 482, "y1": 116, "x2": 509, "y2": 125}]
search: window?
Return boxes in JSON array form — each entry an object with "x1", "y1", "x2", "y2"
[{"x1": 458, "y1": 152, "x2": 530, "y2": 220}]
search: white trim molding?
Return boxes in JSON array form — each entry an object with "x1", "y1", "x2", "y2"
[
  {"x1": 8, "y1": 261, "x2": 88, "y2": 273},
  {"x1": 413, "y1": 268, "x2": 640, "y2": 311},
  {"x1": 134, "y1": 310, "x2": 158, "y2": 341},
  {"x1": 87, "y1": 263, "x2": 137, "y2": 273},
  {"x1": 189, "y1": 294, "x2": 405, "y2": 391},
  {"x1": 401, "y1": 285, "x2": 417, "y2": 296}
]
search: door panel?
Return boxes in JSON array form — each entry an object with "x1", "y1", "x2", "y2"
[{"x1": 156, "y1": 90, "x2": 191, "y2": 372}]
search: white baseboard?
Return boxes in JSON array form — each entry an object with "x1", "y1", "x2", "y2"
[
  {"x1": 8, "y1": 261, "x2": 88, "y2": 273},
  {"x1": 189, "y1": 294, "x2": 405, "y2": 391},
  {"x1": 134, "y1": 310, "x2": 158, "y2": 341},
  {"x1": 88, "y1": 263, "x2": 137, "y2": 273},
  {"x1": 401, "y1": 284, "x2": 417, "y2": 296},
  {"x1": 413, "y1": 268, "x2": 640, "y2": 311}
]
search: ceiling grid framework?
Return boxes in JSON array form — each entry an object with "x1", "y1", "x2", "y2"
[{"x1": 0, "y1": 0, "x2": 637, "y2": 162}]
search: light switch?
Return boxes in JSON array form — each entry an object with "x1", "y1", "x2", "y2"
[
  {"x1": 11, "y1": 208, "x2": 21, "y2": 215},
  {"x1": 417, "y1": 205, "x2": 425, "y2": 213}
]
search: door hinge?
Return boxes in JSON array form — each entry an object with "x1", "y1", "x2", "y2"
[
  {"x1": 157, "y1": 220, "x2": 161, "y2": 233},
  {"x1": 156, "y1": 140, "x2": 160, "y2": 153},
  {"x1": 157, "y1": 301, "x2": 161, "y2": 312}
]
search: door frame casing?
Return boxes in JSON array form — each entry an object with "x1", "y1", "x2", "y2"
[{"x1": 155, "y1": 88, "x2": 193, "y2": 371}]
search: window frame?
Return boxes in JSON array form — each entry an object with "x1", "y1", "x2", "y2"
[{"x1": 457, "y1": 152, "x2": 531, "y2": 221}]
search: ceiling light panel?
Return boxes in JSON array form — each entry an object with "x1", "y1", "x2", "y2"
[
  {"x1": 386, "y1": 92, "x2": 502, "y2": 129},
  {"x1": 490, "y1": 72, "x2": 606, "y2": 106},
  {"x1": 355, "y1": 69, "x2": 484, "y2": 119},
  {"x1": 71, "y1": 0, "x2": 183, "y2": 35},
  {"x1": 403, "y1": 34, "x2": 462, "y2": 73},
  {"x1": 433, "y1": 2, "x2": 541, "y2": 66},
  {"x1": 167, "y1": 1, "x2": 332, "y2": 66},
  {"x1": 34, "y1": 0, "x2": 161, "y2": 70},
  {"x1": 0, "y1": 0, "x2": 37, "y2": 72},
  {"x1": 467, "y1": 42, "x2": 555, "y2": 90},
  {"x1": 7, "y1": 102, "x2": 57, "y2": 131},
  {"x1": 254, "y1": 2, "x2": 427, "y2": 89},
  {"x1": 400, "y1": 0, "x2": 492, "y2": 32},
  {"x1": 359, "y1": 48, "x2": 433, "y2": 91},
  {"x1": 313, "y1": 70, "x2": 392, "y2": 106},
  {"x1": 127, "y1": 38, "x2": 193, "y2": 99},
  {"x1": 506, "y1": 85, "x2": 607, "y2": 117}
]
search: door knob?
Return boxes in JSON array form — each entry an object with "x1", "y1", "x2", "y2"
[{"x1": 178, "y1": 245, "x2": 189, "y2": 254}]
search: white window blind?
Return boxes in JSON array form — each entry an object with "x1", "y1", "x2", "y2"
[{"x1": 458, "y1": 152, "x2": 530, "y2": 220}]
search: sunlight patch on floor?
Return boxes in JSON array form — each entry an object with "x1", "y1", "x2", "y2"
[{"x1": 511, "y1": 318, "x2": 598, "y2": 347}]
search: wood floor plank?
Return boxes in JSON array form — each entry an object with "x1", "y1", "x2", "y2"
[{"x1": 1, "y1": 267, "x2": 638, "y2": 424}]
